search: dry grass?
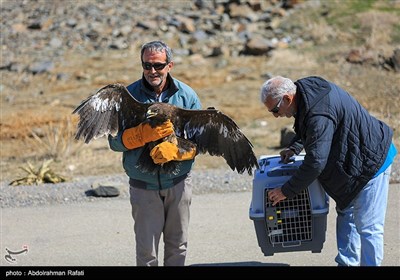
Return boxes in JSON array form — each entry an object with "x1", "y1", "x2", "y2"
[
  {"x1": 27, "y1": 116, "x2": 83, "y2": 161},
  {"x1": 9, "y1": 159, "x2": 67, "y2": 186}
]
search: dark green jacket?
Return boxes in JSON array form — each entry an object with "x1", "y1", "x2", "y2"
[{"x1": 108, "y1": 74, "x2": 202, "y2": 190}]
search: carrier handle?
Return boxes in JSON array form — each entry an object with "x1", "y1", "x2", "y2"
[
  {"x1": 258, "y1": 156, "x2": 296, "y2": 173},
  {"x1": 267, "y1": 165, "x2": 298, "y2": 177},
  {"x1": 279, "y1": 158, "x2": 295, "y2": 164}
]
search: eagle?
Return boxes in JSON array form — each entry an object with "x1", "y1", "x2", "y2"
[{"x1": 72, "y1": 83, "x2": 259, "y2": 175}]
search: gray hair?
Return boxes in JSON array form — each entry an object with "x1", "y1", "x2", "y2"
[
  {"x1": 140, "y1": 41, "x2": 173, "y2": 63},
  {"x1": 260, "y1": 76, "x2": 296, "y2": 104}
]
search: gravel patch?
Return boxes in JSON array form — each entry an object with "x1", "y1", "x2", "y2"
[
  {"x1": 1, "y1": 157, "x2": 399, "y2": 209},
  {"x1": 0, "y1": 169, "x2": 253, "y2": 208}
]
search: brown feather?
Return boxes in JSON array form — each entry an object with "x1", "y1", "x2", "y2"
[{"x1": 73, "y1": 83, "x2": 259, "y2": 175}]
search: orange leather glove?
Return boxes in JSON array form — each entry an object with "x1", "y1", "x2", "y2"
[
  {"x1": 150, "y1": 142, "x2": 196, "y2": 164},
  {"x1": 121, "y1": 120, "x2": 173, "y2": 149}
]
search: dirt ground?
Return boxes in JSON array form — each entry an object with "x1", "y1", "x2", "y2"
[
  {"x1": 1, "y1": 2, "x2": 399, "y2": 184},
  {"x1": 1, "y1": 47, "x2": 399, "y2": 184}
]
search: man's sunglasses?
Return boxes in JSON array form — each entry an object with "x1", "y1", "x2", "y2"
[
  {"x1": 270, "y1": 97, "x2": 283, "y2": 114},
  {"x1": 142, "y1": 62, "x2": 168, "y2": 71}
]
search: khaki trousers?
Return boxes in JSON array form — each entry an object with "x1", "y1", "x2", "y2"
[{"x1": 129, "y1": 174, "x2": 192, "y2": 266}]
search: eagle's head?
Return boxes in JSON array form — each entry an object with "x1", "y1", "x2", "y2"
[{"x1": 146, "y1": 103, "x2": 173, "y2": 126}]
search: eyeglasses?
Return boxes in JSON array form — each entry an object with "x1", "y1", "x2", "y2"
[
  {"x1": 270, "y1": 97, "x2": 283, "y2": 114},
  {"x1": 142, "y1": 62, "x2": 168, "y2": 71}
]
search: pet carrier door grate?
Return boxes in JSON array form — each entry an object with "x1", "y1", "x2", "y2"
[{"x1": 264, "y1": 188, "x2": 312, "y2": 246}]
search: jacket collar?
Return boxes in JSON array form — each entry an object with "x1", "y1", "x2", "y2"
[{"x1": 140, "y1": 73, "x2": 178, "y2": 101}]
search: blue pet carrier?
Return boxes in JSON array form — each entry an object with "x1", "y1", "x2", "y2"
[{"x1": 249, "y1": 154, "x2": 329, "y2": 256}]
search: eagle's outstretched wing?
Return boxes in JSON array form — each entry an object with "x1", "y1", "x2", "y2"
[
  {"x1": 176, "y1": 108, "x2": 259, "y2": 175},
  {"x1": 73, "y1": 83, "x2": 258, "y2": 175},
  {"x1": 72, "y1": 83, "x2": 148, "y2": 143}
]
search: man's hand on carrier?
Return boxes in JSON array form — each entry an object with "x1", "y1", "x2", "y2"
[
  {"x1": 280, "y1": 148, "x2": 295, "y2": 163},
  {"x1": 268, "y1": 188, "x2": 287, "y2": 206}
]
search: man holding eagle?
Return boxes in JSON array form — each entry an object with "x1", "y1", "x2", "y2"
[{"x1": 73, "y1": 41, "x2": 258, "y2": 266}]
